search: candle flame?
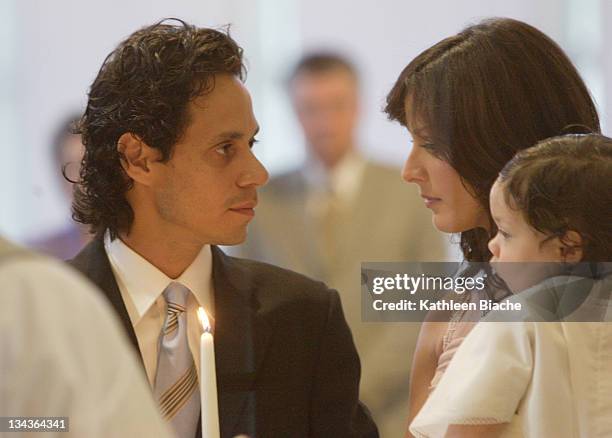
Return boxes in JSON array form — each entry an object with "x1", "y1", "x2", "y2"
[{"x1": 197, "y1": 307, "x2": 212, "y2": 333}]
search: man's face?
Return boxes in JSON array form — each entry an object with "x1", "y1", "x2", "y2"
[
  {"x1": 291, "y1": 69, "x2": 359, "y2": 168},
  {"x1": 149, "y1": 74, "x2": 268, "y2": 246}
]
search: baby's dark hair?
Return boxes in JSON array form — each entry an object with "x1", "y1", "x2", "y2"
[{"x1": 498, "y1": 133, "x2": 612, "y2": 261}]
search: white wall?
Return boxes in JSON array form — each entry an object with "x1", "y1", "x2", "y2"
[
  {"x1": 0, "y1": 0, "x2": 19, "y2": 237},
  {"x1": 602, "y1": 0, "x2": 612, "y2": 133},
  {"x1": 1, "y1": 0, "x2": 604, "y2": 242},
  {"x1": 296, "y1": 0, "x2": 567, "y2": 164},
  {"x1": 2, "y1": 0, "x2": 301, "y2": 241}
]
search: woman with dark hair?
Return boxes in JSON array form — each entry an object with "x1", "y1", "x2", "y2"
[
  {"x1": 383, "y1": 17, "x2": 601, "y2": 436},
  {"x1": 410, "y1": 134, "x2": 612, "y2": 437}
]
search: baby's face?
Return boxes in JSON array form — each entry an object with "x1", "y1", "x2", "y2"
[
  {"x1": 488, "y1": 180, "x2": 565, "y2": 292},
  {"x1": 488, "y1": 180, "x2": 563, "y2": 262}
]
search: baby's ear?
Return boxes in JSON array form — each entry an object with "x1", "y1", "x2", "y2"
[{"x1": 559, "y1": 230, "x2": 584, "y2": 263}]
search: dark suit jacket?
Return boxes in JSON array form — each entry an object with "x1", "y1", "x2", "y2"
[{"x1": 68, "y1": 238, "x2": 378, "y2": 438}]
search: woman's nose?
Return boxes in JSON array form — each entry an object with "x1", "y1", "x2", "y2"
[{"x1": 402, "y1": 147, "x2": 427, "y2": 184}]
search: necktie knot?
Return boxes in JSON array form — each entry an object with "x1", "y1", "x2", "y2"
[
  {"x1": 162, "y1": 282, "x2": 189, "y2": 336},
  {"x1": 163, "y1": 281, "x2": 189, "y2": 308}
]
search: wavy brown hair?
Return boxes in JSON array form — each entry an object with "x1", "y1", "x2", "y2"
[
  {"x1": 384, "y1": 18, "x2": 600, "y2": 261},
  {"x1": 73, "y1": 19, "x2": 245, "y2": 239},
  {"x1": 499, "y1": 134, "x2": 612, "y2": 261}
]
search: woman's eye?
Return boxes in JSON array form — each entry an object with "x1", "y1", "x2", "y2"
[{"x1": 421, "y1": 143, "x2": 446, "y2": 160}]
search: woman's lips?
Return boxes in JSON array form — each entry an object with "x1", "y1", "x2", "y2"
[{"x1": 421, "y1": 195, "x2": 442, "y2": 208}]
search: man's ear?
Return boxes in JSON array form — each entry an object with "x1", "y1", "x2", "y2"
[
  {"x1": 117, "y1": 133, "x2": 162, "y2": 185},
  {"x1": 559, "y1": 230, "x2": 584, "y2": 263}
]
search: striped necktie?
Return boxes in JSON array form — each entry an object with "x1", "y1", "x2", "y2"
[{"x1": 154, "y1": 282, "x2": 200, "y2": 438}]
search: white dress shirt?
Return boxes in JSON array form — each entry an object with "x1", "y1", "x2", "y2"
[
  {"x1": 104, "y1": 231, "x2": 214, "y2": 386},
  {"x1": 0, "y1": 243, "x2": 171, "y2": 438}
]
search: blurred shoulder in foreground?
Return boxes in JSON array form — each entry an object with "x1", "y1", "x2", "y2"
[{"x1": 0, "y1": 236, "x2": 170, "y2": 438}]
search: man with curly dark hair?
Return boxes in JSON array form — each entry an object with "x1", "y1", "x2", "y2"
[{"x1": 68, "y1": 19, "x2": 377, "y2": 438}]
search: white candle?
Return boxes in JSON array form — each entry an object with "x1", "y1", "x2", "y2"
[{"x1": 197, "y1": 307, "x2": 220, "y2": 438}]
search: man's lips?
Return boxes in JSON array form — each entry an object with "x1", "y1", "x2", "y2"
[{"x1": 229, "y1": 201, "x2": 257, "y2": 216}]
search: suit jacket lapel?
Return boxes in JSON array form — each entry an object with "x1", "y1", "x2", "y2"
[
  {"x1": 68, "y1": 237, "x2": 143, "y2": 365},
  {"x1": 211, "y1": 246, "x2": 273, "y2": 437},
  {"x1": 71, "y1": 240, "x2": 272, "y2": 436}
]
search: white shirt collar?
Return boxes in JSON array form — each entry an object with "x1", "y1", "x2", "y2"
[{"x1": 103, "y1": 231, "x2": 213, "y2": 322}]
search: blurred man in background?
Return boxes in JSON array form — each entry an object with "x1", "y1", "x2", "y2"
[
  {"x1": 28, "y1": 114, "x2": 90, "y2": 259},
  {"x1": 235, "y1": 52, "x2": 448, "y2": 437}
]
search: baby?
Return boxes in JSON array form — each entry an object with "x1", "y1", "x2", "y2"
[
  {"x1": 488, "y1": 133, "x2": 611, "y2": 294},
  {"x1": 410, "y1": 133, "x2": 612, "y2": 438}
]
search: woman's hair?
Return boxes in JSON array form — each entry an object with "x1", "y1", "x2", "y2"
[
  {"x1": 384, "y1": 17, "x2": 600, "y2": 261},
  {"x1": 499, "y1": 134, "x2": 612, "y2": 261},
  {"x1": 73, "y1": 19, "x2": 245, "y2": 239}
]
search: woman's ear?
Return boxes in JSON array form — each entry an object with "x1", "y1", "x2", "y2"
[
  {"x1": 117, "y1": 132, "x2": 162, "y2": 185},
  {"x1": 559, "y1": 230, "x2": 584, "y2": 263}
]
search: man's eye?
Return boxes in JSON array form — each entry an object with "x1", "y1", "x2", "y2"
[
  {"x1": 216, "y1": 144, "x2": 233, "y2": 156},
  {"x1": 249, "y1": 138, "x2": 259, "y2": 149}
]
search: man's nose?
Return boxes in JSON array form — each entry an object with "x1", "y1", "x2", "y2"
[{"x1": 238, "y1": 151, "x2": 269, "y2": 188}]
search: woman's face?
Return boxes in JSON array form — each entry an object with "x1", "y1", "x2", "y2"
[{"x1": 402, "y1": 130, "x2": 489, "y2": 233}]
